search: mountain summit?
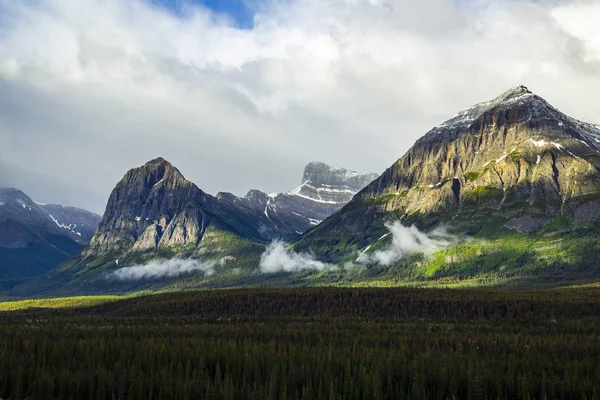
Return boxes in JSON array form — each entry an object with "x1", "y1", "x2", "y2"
[
  {"x1": 87, "y1": 157, "x2": 292, "y2": 256},
  {"x1": 13, "y1": 159, "x2": 378, "y2": 296},
  {"x1": 298, "y1": 86, "x2": 600, "y2": 262},
  {"x1": 13, "y1": 86, "x2": 600, "y2": 294},
  {"x1": 217, "y1": 162, "x2": 378, "y2": 234},
  {"x1": 87, "y1": 157, "x2": 209, "y2": 253}
]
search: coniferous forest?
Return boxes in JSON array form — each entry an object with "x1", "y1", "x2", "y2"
[{"x1": 1, "y1": 287, "x2": 600, "y2": 400}]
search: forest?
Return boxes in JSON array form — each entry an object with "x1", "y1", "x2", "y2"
[{"x1": 0, "y1": 287, "x2": 599, "y2": 400}]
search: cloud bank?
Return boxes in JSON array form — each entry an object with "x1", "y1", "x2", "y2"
[
  {"x1": 2, "y1": 0, "x2": 600, "y2": 212},
  {"x1": 260, "y1": 241, "x2": 331, "y2": 273},
  {"x1": 357, "y1": 222, "x2": 455, "y2": 266},
  {"x1": 109, "y1": 257, "x2": 223, "y2": 280}
]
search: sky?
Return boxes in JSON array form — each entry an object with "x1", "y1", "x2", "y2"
[{"x1": 1, "y1": 0, "x2": 600, "y2": 214}]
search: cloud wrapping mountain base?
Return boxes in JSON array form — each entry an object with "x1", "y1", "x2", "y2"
[
  {"x1": 260, "y1": 241, "x2": 331, "y2": 273},
  {"x1": 109, "y1": 258, "x2": 223, "y2": 281},
  {"x1": 358, "y1": 222, "x2": 455, "y2": 266}
]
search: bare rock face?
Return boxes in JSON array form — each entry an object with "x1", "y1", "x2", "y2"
[
  {"x1": 217, "y1": 163, "x2": 379, "y2": 234},
  {"x1": 86, "y1": 158, "x2": 210, "y2": 254},
  {"x1": 86, "y1": 157, "x2": 299, "y2": 256},
  {"x1": 299, "y1": 86, "x2": 600, "y2": 255},
  {"x1": 300, "y1": 162, "x2": 379, "y2": 199},
  {"x1": 86, "y1": 158, "x2": 242, "y2": 254},
  {"x1": 361, "y1": 86, "x2": 600, "y2": 216}
]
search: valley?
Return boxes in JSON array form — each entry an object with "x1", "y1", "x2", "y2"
[{"x1": 1, "y1": 287, "x2": 599, "y2": 399}]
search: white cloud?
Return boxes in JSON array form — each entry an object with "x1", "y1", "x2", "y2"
[
  {"x1": 260, "y1": 240, "x2": 331, "y2": 273},
  {"x1": 357, "y1": 222, "x2": 455, "y2": 266},
  {"x1": 1, "y1": 0, "x2": 600, "y2": 212},
  {"x1": 108, "y1": 257, "x2": 225, "y2": 280}
]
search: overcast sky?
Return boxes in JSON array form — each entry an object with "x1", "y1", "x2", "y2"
[{"x1": 1, "y1": 0, "x2": 599, "y2": 214}]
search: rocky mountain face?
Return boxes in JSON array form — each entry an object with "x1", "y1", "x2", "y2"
[
  {"x1": 0, "y1": 187, "x2": 99, "y2": 287},
  {"x1": 12, "y1": 158, "x2": 309, "y2": 296},
  {"x1": 10, "y1": 160, "x2": 377, "y2": 296},
  {"x1": 86, "y1": 157, "x2": 297, "y2": 257},
  {"x1": 9, "y1": 87, "x2": 600, "y2": 295},
  {"x1": 217, "y1": 162, "x2": 378, "y2": 234},
  {"x1": 298, "y1": 86, "x2": 600, "y2": 259}
]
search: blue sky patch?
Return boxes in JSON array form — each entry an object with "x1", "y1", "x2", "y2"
[{"x1": 151, "y1": 0, "x2": 257, "y2": 28}]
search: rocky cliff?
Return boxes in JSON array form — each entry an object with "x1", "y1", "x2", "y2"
[
  {"x1": 86, "y1": 158, "x2": 212, "y2": 254},
  {"x1": 298, "y1": 86, "x2": 600, "y2": 259},
  {"x1": 86, "y1": 157, "x2": 294, "y2": 256}
]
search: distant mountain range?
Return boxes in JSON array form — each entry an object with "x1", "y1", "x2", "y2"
[
  {"x1": 8, "y1": 161, "x2": 376, "y2": 296},
  {"x1": 6, "y1": 85, "x2": 600, "y2": 296},
  {"x1": 217, "y1": 162, "x2": 378, "y2": 235},
  {"x1": 0, "y1": 187, "x2": 100, "y2": 289},
  {"x1": 84, "y1": 158, "x2": 376, "y2": 255}
]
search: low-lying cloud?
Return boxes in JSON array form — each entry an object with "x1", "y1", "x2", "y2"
[
  {"x1": 357, "y1": 222, "x2": 455, "y2": 266},
  {"x1": 108, "y1": 257, "x2": 226, "y2": 281},
  {"x1": 260, "y1": 241, "x2": 331, "y2": 273}
]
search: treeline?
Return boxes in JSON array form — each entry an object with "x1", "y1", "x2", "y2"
[
  {"x1": 0, "y1": 288, "x2": 599, "y2": 399},
  {"x1": 70, "y1": 287, "x2": 600, "y2": 320}
]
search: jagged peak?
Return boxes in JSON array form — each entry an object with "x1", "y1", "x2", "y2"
[
  {"x1": 144, "y1": 157, "x2": 172, "y2": 167},
  {"x1": 245, "y1": 189, "x2": 269, "y2": 199},
  {"x1": 469, "y1": 85, "x2": 535, "y2": 112},
  {"x1": 302, "y1": 162, "x2": 378, "y2": 190},
  {"x1": 130, "y1": 158, "x2": 179, "y2": 178},
  {"x1": 115, "y1": 158, "x2": 195, "y2": 195},
  {"x1": 493, "y1": 85, "x2": 533, "y2": 103},
  {"x1": 216, "y1": 191, "x2": 239, "y2": 202},
  {"x1": 423, "y1": 85, "x2": 550, "y2": 146},
  {"x1": 423, "y1": 84, "x2": 600, "y2": 150},
  {"x1": 453, "y1": 85, "x2": 535, "y2": 119}
]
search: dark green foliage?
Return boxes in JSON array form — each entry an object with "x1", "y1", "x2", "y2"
[
  {"x1": 461, "y1": 185, "x2": 504, "y2": 205},
  {"x1": 1, "y1": 288, "x2": 600, "y2": 400}
]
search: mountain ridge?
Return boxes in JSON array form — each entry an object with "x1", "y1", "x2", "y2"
[
  {"x1": 296, "y1": 85, "x2": 600, "y2": 283},
  {"x1": 217, "y1": 162, "x2": 378, "y2": 234},
  {"x1": 8, "y1": 85, "x2": 600, "y2": 296},
  {"x1": 0, "y1": 187, "x2": 100, "y2": 289},
  {"x1": 86, "y1": 156, "x2": 296, "y2": 256}
]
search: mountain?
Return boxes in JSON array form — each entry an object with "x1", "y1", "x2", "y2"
[
  {"x1": 12, "y1": 85, "x2": 600, "y2": 295},
  {"x1": 297, "y1": 86, "x2": 600, "y2": 285},
  {"x1": 217, "y1": 162, "x2": 378, "y2": 234},
  {"x1": 38, "y1": 204, "x2": 101, "y2": 241},
  {"x1": 0, "y1": 187, "x2": 100, "y2": 289},
  {"x1": 10, "y1": 158, "x2": 379, "y2": 296},
  {"x1": 85, "y1": 157, "x2": 297, "y2": 256},
  {"x1": 11, "y1": 158, "x2": 305, "y2": 296}
]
